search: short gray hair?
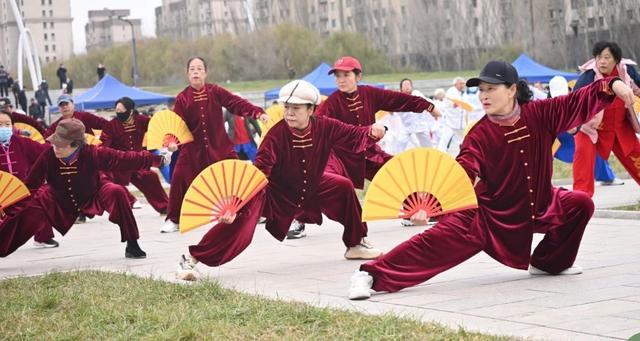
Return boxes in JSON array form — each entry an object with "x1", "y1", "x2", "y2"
[{"x1": 452, "y1": 77, "x2": 465, "y2": 85}]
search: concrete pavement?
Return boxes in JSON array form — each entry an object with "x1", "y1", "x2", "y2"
[{"x1": 1, "y1": 182, "x2": 639, "y2": 340}]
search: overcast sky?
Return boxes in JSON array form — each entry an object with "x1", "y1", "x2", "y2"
[{"x1": 71, "y1": 0, "x2": 162, "y2": 54}]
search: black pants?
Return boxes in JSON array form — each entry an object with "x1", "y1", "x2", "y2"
[{"x1": 0, "y1": 84, "x2": 7, "y2": 97}]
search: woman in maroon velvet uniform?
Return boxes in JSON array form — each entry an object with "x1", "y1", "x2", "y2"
[
  {"x1": 160, "y1": 57, "x2": 267, "y2": 233},
  {"x1": 347, "y1": 60, "x2": 637, "y2": 300},
  {"x1": 100, "y1": 97, "x2": 169, "y2": 214},
  {"x1": 287, "y1": 56, "x2": 442, "y2": 237},
  {"x1": 0, "y1": 118, "x2": 167, "y2": 259},
  {"x1": 176, "y1": 80, "x2": 388, "y2": 281}
]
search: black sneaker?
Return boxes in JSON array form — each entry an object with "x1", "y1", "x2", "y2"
[
  {"x1": 34, "y1": 238, "x2": 60, "y2": 248},
  {"x1": 286, "y1": 220, "x2": 306, "y2": 239},
  {"x1": 125, "y1": 240, "x2": 147, "y2": 259}
]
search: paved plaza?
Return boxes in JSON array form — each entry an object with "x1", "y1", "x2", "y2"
[{"x1": 1, "y1": 182, "x2": 639, "y2": 340}]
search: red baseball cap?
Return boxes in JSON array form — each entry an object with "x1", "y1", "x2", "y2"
[{"x1": 328, "y1": 56, "x2": 362, "y2": 75}]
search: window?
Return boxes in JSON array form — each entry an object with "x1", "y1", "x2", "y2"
[
  {"x1": 332, "y1": 19, "x2": 336, "y2": 28},
  {"x1": 44, "y1": 45, "x2": 49, "y2": 52},
  {"x1": 49, "y1": 10, "x2": 53, "y2": 16},
  {"x1": 51, "y1": 33, "x2": 55, "y2": 40},
  {"x1": 472, "y1": 0, "x2": 477, "y2": 7},
  {"x1": 49, "y1": 0, "x2": 52, "y2": 4},
  {"x1": 42, "y1": 10, "x2": 46, "y2": 17},
  {"x1": 41, "y1": 0, "x2": 44, "y2": 5},
  {"x1": 43, "y1": 22, "x2": 47, "y2": 29},
  {"x1": 628, "y1": 9, "x2": 634, "y2": 21},
  {"x1": 46, "y1": 56, "x2": 50, "y2": 63},
  {"x1": 52, "y1": 44, "x2": 55, "y2": 52},
  {"x1": 44, "y1": 33, "x2": 48, "y2": 40},
  {"x1": 599, "y1": 16, "x2": 604, "y2": 26},
  {"x1": 586, "y1": 0, "x2": 593, "y2": 6},
  {"x1": 50, "y1": 22, "x2": 54, "y2": 28},
  {"x1": 587, "y1": 17, "x2": 595, "y2": 28}
]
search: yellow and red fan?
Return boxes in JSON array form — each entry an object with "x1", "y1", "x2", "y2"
[
  {"x1": 146, "y1": 110, "x2": 193, "y2": 150},
  {"x1": 448, "y1": 97, "x2": 474, "y2": 112},
  {"x1": 85, "y1": 133, "x2": 102, "y2": 145},
  {"x1": 362, "y1": 148, "x2": 477, "y2": 221},
  {"x1": 0, "y1": 170, "x2": 30, "y2": 217},
  {"x1": 14, "y1": 123, "x2": 45, "y2": 144},
  {"x1": 179, "y1": 160, "x2": 268, "y2": 233}
]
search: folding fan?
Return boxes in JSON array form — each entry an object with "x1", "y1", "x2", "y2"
[
  {"x1": 146, "y1": 110, "x2": 194, "y2": 150},
  {"x1": 141, "y1": 133, "x2": 148, "y2": 148},
  {"x1": 85, "y1": 133, "x2": 102, "y2": 145},
  {"x1": 14, "y1": 123, "x2": 45, "y2": 144},
  {"x1": 257, "y1": 104, "x2": 284, "y2": 145},
  {"x1": 179, "y1": 159, "x2": 268, "y2": 233},
  {"x1": 0, "y1": 170, "x2": 30, "y2": 217},
  {"x1": 634, "y1": 97, "x2": 640, "y2": 114},
  {"x1": 362, "y1": 148, "x2": 477, "y2": 221},
  {"x1": 448, "y1": 97, "x2": 474, "y2": 112}
]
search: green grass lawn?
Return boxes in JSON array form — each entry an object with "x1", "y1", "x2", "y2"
[
  {"x1": 144, "y1": 70, "x2": 480, "y2": 96},
  {"x1": 0, "y1": 272, "x2": 512, "y2": 340}
]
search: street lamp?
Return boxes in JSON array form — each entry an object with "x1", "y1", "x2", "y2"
[{"x1": 117, "y1": 16, "x2": 140, "y2": 86}]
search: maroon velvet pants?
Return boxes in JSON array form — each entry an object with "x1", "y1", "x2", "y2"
[
  {"x1": 361, "y1": 190, "x2": 593, "y2": 293},
  {"x1": 190, "y1": 172, "x2": 369, "y2": 267},
  {"x1": 0, "y1": 181, "x2": 140, "y2": 257}
]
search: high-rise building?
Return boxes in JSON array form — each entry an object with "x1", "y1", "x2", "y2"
[
  {"x1": 0, "y1": 0, "x2": 73, "y2": 74},
  {"x1": 85, "y1": 9, "x2": 142, "y2": 52},
  {"x1": 154, "y1": 0, "x2": 639, "y2": 71}
]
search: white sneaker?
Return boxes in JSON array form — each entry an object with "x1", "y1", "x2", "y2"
[
  {"x1": 348, "y1": 270, "x2": 373, "y2": 300},
  {"x1": 344, "y1": 238, "x2": 383, "y2": 260},
  {"x1": 132, "y1": 201, "x2": 143, "y2": 209},
  {"x1": 600, "y1": 178, "x2": 624, "y2": 186},
  {"x1": 176, "y1": 254, "x2": 200, "y2": 281},
  {"x1": 400, "y1": 219, "x2": 415, "y2": 227},
  {"x1": 161, "y1": 220, "x2": 179, "y2": 233},
  {"x1": 528, "y1": 264, "x2": 583, "y2": 275}
]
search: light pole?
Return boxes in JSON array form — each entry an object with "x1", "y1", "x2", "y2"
[{"x1": 117, "y1": 16, "x2": 140, "y2": 87}]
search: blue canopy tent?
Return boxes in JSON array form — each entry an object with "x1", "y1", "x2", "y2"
[
  {"x1": 264, "y1": 63, "x2": 384, "y2": 102},
  {"x1": 50, "y1": 74, "x2": 173, "y2": 112},
  {"x1": 512, "y1": 54, "x2": 579, "y2": 83}
]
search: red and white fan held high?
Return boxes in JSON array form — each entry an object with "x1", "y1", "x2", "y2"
[
  {"x1": 179, "y1": 160, "x2": 268, "y2": 233},
  {"x1": 146, "y1": 110, "x2": 194, "y2": 150},
  {"x1": 362, "y1": 148, "x2": 478, "y2": 221},
  {"x1": 0, "y1": 170, "x2": 30, "y2": 219}
]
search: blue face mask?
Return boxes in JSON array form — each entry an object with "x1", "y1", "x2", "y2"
[{"x1": 0, "y1": 126, "x2": 12, "y2": 144}]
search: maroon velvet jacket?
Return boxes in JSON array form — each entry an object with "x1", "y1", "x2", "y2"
[
  {"x1": 25, "y1": 145, "x2": 161, "y2": 233},
  {"x1": 44, "y1": 111, "x2": 109, "y2": 138},
  {"x1": 316, "y1": 85, "x2": 435, "y2": 188},
  {"x1": 12, "y1": 111, "x2": 45, "y2": 134},
  {"x1": 173, "y1": 83, "x2": 263, "y2": 166},
  {"x1": 100, "y1": 113, "x2": 149, "y2": 152},
  {"x1": 255, "y1": 116, "x2": 377, "y2": 241},
  {"x1": 0, "y1": 135, "x2": 48, "y2": 180},
  {"x1": 100, "y1": 113, "x2": 151, "y2": 184},
  {"x1": 457, "y1": 77, "x2": 617, "y2": 269}
]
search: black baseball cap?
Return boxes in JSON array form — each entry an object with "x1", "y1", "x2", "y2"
[{"x1": 466, "y1": 60, "x2": 519, "y2": 87}]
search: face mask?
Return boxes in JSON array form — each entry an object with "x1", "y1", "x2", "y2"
[
  {"x1": 116, "y1": 111, "x2": 131, "y2": 121},
  {"x1": 0, "y1": 126, "x2": 13, "y2": 143}
]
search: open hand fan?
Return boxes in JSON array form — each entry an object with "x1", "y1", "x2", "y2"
[
  {"x1": 257, "y1": 104, "x2": 284, "y2": 145},
  {"x1": 179, "y1": 160, "x2": 268, "y2": 233},
  {"x1": 448, "y1": 97, "x2": 474, "y2": 112},
  {"x1": 14, "y1": 123, "x2": 45, "y2": 144},
  {"x1": 362, "y1": 148, "x2": 477, "y2": 221},
  {"x1": 146, "y1": 110, "x2": 194, "y2": 150},
  {"x1": 85, "y1": 133, "x2": 102, "y2": 145},
  {"x1": 0, "y1": 170, "x2": 30, "y2": 216}
]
